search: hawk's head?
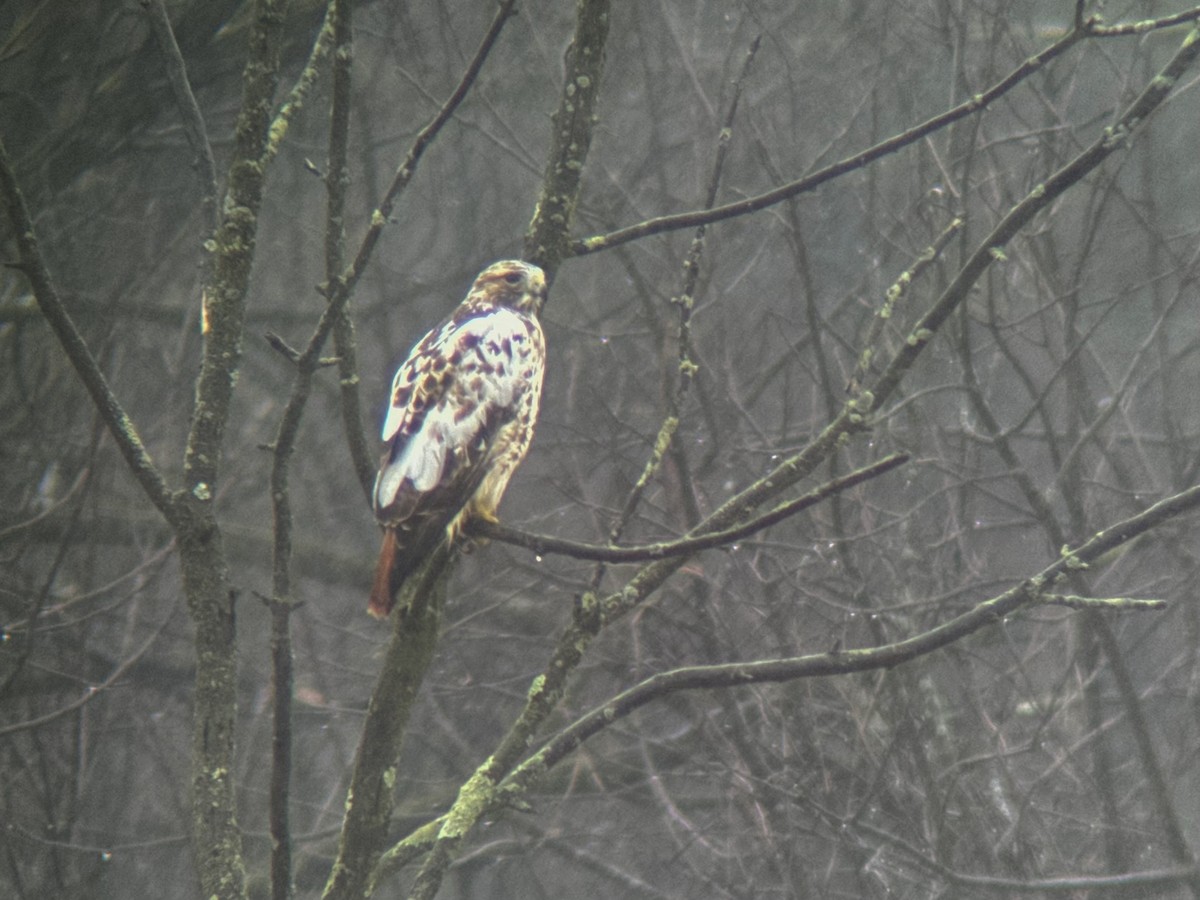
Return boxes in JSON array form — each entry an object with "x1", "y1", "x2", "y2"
[{"x1": 471, "y1": 260, "x2": 548, "y2": 316}]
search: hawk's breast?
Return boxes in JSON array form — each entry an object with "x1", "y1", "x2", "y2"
[{"x1": 373, "y1": 305, "x2": 545, "y2": 523}]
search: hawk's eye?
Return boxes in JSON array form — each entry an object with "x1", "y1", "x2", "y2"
[{"x1": 504, "y1": 272, "x2": 523, "y2": 285}]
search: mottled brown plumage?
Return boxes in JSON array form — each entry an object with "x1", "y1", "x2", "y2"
[{"x1": 368, "y1": 260, "x2": 547, "y2": 617}]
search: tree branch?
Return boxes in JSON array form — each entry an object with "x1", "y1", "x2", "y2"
[
  {"x1": 1090, "y1": 6, "x2": 1200, "y2": 36},
  {"x1": 381, "y1": 482, "x2": 1200, "y2": 870},
  {"x1": 0, "y1": 139, "x2": 177, "y2": 524},
  {"x1": 847, "y1": 216, "x2": 963, "y2": 396},
  {"x1": 834, "y1": 809, "x2": 1200, "y2": 894},
  {"x1": 495, "y1": 482, "x2": 1199, "y2": 797},
  {"x1": 261, "y1": 9, "x2": 336, "y2": 168},
  {"x1": 523, "y1": 0, "x2": 611, "y2": 276},
  {"x1": 323, "y1": 0, "x2": 375, "y2": 501},
  {"x1": 178, "y1": 3, "x2": 293, "y2": 898},
  {"x1": 569, "y1": 11, "x2": 1200, "y2": 258},
  {"x1": 869, "y1": 26, "x2": 1200, "y2": 416},
  {"x1": 184, "y1": 0, "x2": 290, "y2": 495},
  {"x1": 324, "y1": 552, "x2": 449, "y2": 900},
  {"x1": 260, "y1": 12, "x2": 355, "y2": 899},
  {"x1": 570, "y1": 22, "x2": 1085, "y2": 256},
  {"x1": 472, "y1": 452, "x2": 909, "y2": 563},
  {"x1": 329, "y1": 0, "x2": 519, "y2": 310},
  {"x1": 598, "y1": 34, "x2": 761, "y2": 581}
]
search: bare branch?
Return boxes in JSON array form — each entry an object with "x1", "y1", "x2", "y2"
[
  {"x1": 473, "y1": 452, "x2": 909, "y2": 563},
  {"x1": 495, "y1": 482, "x2": 1200, "y2": 797},
  {"x1": 523, "y1": 0, "x2": 611, "y2": 275},
  {"x1": 601, "y1": 34, "x2": 762, "y2": 573},
  {"x1": 869, "y1": 25, "x2": 1200, "y2": 413},
  {"x1": 141, "y1": 0, "x2": 219, "y2": 241},
  {"x1": 331, "y1": 0, "x2": 519, "y2": 306},
  {"x1": 184, "y1": 0, "x2": 291, "y2": 495},
  {"x1": 261, "y1": 9, "x2": 337, "y2": 167},
  {"x1": 569, "y1": 13, "x2": 1200, "y2": 259},
  {"x1": 0, "y1": 139, "x2": 178, "y2": 523},
  {"x1": 0, "y1": 601, "x2": 177, "y2": 737},
  {"x1": 262, "y1": 13, "x2": 350, "y2": 899},
  {"x1": 1090, "y1": 6, "x2": 1200, "y2": 36},
  {"x1": 834, "y1": 812, "x2": 1200, "y2": 894},
  {"x1": 325, "y1": 553, "x2": 449, "y2": 900},
  {"x1": 571, "y1": 22, "x2": 1088, "y2": 256},
  {"x1": 178, "y1": 3, "x2": 294, "y2": 898},
  {"x1": 384, "y1": 483, "x2": 1200, "y2": 871},
  {"x1": 847, "y1": 216, "x2": 963, "y2": 396},
  {"x1": 1039, "y1": 594, "x2": 1166, "y2": 611},
  {"x1": 324, "y1": 0, "x2": 375, "y2": 501}
]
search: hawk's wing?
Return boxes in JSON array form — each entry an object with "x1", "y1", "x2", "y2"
[{"x1": 373, "y1": 304, "x2": 543, "y2": 530}]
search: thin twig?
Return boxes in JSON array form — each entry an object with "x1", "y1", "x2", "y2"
[
  {"x1": 261, "y1": 9, "x2": 337, "y2": 167},
  {"x1": 262, "y1": 11, "x2": 345, "y2": 899},
  {"x1": 1090, "y1": 6, "x2": 1200, "y2": 36},
  {"x1": 265, "y1": 330, "x2": 302, "y2": 363},
  {"x1": 1040, "y1": 594, "x2": 1166, "y2": 611},
  {"x1": 597, "y1": 34, "x2": 762, "y2": 587},
  {"x1": 0, "y1": 595, "x2": 180, "y2": 737},
  {"x1": 0, "y1": 427, "x2": 97, "y2": 698},
  {"x1": 333, "y1": 0, "x2": 519, "y2": 305},
  {"x1": 141, "y1": 0, "x2": 219, "y2": 242},
  {"x1": 570, "y1": 24, "x2": 1087, "y2": 256},
  {"x1": 833, "y1": 806, "x2": 1199, "y2": 894},
  {"x1": 267, "y1": 595, "x2": 296, "y2": 900},
  {"x1": 847, "y1": 216, "x2": 963, "y2": 396},
  {"x1": 473, "y1": 452, "x2": 909, "y2": 563},
  {"x1": 324, "y1": 0, "x2": 374, "y2": 500},
  {"x1": 868, "y1": 24, "x2": 1200, "y2": 415}
]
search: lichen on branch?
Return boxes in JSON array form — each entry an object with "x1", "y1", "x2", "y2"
[{"x1": 523, "y1": 0, "x2": 610, "y2": 277}]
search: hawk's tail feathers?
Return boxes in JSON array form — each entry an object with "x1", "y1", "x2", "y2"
[
  {"x1": 369, "y1": 515, "x2": 459, "y2": 618},
  {"x1": 368, "y1": 529, "x2": 400, "y2": 618}
]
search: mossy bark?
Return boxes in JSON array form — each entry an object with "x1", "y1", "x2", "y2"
[
  {"x1": 523, "y1": 0, "x2": 610, "y2": 278},
  {"x1": 177, "y1": 505, "x2": 246, "y2": 900},
  {"x1": 182, "y1": 3, "x2": 291, "y2": 897},
  {"x1": 323, "y1": 556, "x2": 448, "y2": 900}
]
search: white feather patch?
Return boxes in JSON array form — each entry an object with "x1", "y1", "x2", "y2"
[{"x1": 374, "y1": 307, "x2": 541, "y2": 512}]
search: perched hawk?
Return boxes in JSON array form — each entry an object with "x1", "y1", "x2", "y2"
[{"x1": 368, "y1": 260, "x2": 548, "y2": 617}]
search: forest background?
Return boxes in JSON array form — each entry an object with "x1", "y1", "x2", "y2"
[{"x1": 3, "y1": 2, "x2": 1200, "y2": 898}]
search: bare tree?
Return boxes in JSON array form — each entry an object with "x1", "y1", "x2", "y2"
[{"x1": 3, "y1": 2, "x2": 1200, "y2": 899}]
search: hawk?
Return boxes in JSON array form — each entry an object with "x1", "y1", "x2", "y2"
[{"x1": 368, "y1": 259, "x2": 548, "y2": 617}]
